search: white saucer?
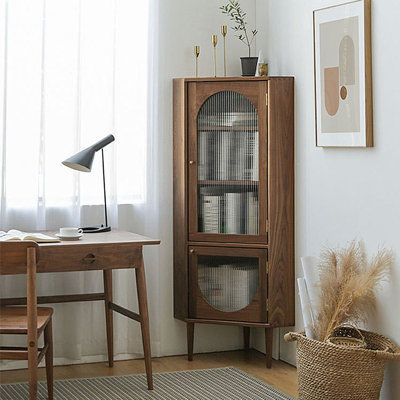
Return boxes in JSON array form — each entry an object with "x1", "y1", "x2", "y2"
[{"x1": 55, "y1": 233, "x2": 83, "y2": 241}]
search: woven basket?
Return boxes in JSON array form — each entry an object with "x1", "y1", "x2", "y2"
[{"x1": 285, "y1": 330, "x2": 400, "y2": 400}]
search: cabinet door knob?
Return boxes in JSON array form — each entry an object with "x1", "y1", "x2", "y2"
[
  {"x1": 189, "y1": 249, "x2": 195, "y2": 254},
  {"x1": 189, "y1": 160, "x2": 196, "y2": 165}
]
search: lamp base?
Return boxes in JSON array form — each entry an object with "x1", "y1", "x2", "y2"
[{"x1": 81, "y1": 225, "x2": 111, "y2": 233}]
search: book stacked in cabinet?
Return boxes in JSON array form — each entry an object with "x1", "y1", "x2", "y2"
[{"x1": 173, "y1": 77, "x2": 294, "y2": 367}]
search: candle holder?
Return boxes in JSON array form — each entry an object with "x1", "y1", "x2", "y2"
[
  {"x1": 194, "y1": 45, "x2": 200, "y2": 77},
  {"x1": 211, "y1": 34, "x2": 218, "y2": 77},
  {"x1": 221, "y1": 25, "x2": 227, "y2": 76}
]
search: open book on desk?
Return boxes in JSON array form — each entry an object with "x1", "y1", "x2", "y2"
[{"x1": 0, "y1": 229, "x2": 60, "y2": 243}]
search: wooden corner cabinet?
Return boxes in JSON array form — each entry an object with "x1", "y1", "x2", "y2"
[{"x1": 173, "y1": 76, "x2": 294, "y2": 367}]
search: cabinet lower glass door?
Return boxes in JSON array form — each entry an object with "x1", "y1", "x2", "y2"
[{"x1": 197, "y1": 255, "x2": 259, "y2": 312}]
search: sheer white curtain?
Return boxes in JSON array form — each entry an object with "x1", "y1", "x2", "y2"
[{"x1": 0, "y1": 0, "x2": 161, "y2": 368}]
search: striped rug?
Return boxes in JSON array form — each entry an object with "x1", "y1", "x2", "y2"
[{"x1": 0, "y1": 367, "x2": 293, "y2": 399}]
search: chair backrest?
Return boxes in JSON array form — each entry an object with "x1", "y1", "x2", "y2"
[{"x1": 0, "y1": 241, "x2": 40, "y2": 344}]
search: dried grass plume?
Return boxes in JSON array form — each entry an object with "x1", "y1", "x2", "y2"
[{"x1": 315, "y1": 241, "x2": 393, "y2": 341}]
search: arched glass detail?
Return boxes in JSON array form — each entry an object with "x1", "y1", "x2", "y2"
[
  {"x1": 197, "y1": 91, "x2": 259, "y2": 235},
  {"x1": 198, "y1": 255, "x2": 259, "y2": 312}
]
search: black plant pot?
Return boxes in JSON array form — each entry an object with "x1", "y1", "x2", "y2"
[{"x1": 240, "y1": 57, "x2": 258, "y2": 76}]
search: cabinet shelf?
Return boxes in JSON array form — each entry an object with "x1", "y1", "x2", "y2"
[
  {"x1": 198, "y1": 180, "x2": 259, "y2": 186},
  {"x1": 198, "y1": 126, "x2": 258, "y2": 132}
]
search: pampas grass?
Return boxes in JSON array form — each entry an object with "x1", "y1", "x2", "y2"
[{"x1": 315, "y1": 241, "x2": 393, "y2": 341}]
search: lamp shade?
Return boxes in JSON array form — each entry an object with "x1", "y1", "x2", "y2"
[{"x1": 62, "y1": 134, "x2": 115, "y2": 172}]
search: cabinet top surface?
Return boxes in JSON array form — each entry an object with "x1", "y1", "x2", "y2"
[{"x1": 173, "y1": 76, "x2": 294, "y2": 82}]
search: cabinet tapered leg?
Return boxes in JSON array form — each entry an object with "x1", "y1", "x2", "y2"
[
  {"x1": 103, "y1": 269, "x2": 114, "y2": 367},
  {"x1": 135, "y1": 256, "x2": 153, "y2": 390},
  {"x1": 265, "y1": 328, "x2": 273, "y2": 369},
  {"x1": 187, "y1": 322, "x2": 194, "y2": 361},
  {"x1": 243, "y1": 327, "x2": 250, "y2": 350}
]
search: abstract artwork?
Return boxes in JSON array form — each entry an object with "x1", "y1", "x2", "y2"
[{"x1": 314, "y1": 0, "x2": 372, "y2": 147}]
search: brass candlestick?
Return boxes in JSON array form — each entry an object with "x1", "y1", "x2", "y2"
[
  {"x1": 221, "y1": 25, "x2": 227, "y2": 76},
  {"x1": 212, "y1": 34, "x2": 218, "y2": 77},
  {"x1": 194, "y1": 45, "x2": 200, "y2": 77}
]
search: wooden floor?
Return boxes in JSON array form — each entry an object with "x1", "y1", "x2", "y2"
[{"x1": 0, "y1": 350, "x2": 298, "y2": 398}]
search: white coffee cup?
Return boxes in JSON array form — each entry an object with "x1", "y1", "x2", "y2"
[{"x1": 59, "y1": 227, "x2": 83, "y2": 237}]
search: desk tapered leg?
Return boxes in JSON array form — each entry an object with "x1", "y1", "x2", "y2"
[
  {"x1": 135, "y1": 255, "x2": 153, "y2": 390},
  {"x1": 103, "y1": 269, "x2": 114, "y2": 367}
]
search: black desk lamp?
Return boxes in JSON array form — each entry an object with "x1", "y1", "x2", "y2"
[{"x1": 62, "y1": 134, "x2": 115, "y2": 233}]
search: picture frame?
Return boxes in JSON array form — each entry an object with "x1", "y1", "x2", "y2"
[{"x1": 313, "y1": 0, "x2": 373, "y2": 147}]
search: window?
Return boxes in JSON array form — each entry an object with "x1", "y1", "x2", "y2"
[{"x1": 0, "y1": 0, "x2": 149, "y2": 210}]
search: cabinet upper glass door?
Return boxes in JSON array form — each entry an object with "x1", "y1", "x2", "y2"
[{"x1": 197, "y1": 91, "x2": 260, "y2": 236}]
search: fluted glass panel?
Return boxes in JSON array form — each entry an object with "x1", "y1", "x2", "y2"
[
  {"x1": 197, "y1": 91, "x2": 259, "y2": 235},
  {"x1": 198, "y1": 255, "x2": 259, "y2": 312}
]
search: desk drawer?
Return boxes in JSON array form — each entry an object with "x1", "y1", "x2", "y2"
[{"x1": 38, "y1": 244, "x2": 141, "y2": 273}]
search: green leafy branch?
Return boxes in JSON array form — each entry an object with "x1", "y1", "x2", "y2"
[{"x1": 220, "y1": 0, "x2": 258, "y2": 57}]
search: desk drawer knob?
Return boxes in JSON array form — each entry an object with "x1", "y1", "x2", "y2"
[{"x1": 81, "y1": 254, "x2": 96, "y2": 264}]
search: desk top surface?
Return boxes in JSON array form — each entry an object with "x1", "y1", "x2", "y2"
[{"x1": 40, "y1": 230, "x2": 160, "y2": 247}]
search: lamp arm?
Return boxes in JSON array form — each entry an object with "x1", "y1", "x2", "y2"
[
  {"x1": 93, "y1": 134, "x2": 115, "y2": 152},
  {"x1": 101, "y1": 149, "x2": 109, "y2": 228}
]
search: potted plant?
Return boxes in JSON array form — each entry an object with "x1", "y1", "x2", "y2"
[{"x1": 220, "y1": 0, "x2": 258, "y2": 76}]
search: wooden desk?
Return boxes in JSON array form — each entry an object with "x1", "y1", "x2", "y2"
[{"x1": 0, "y1": 231, "x2": 160, "y2": 390}]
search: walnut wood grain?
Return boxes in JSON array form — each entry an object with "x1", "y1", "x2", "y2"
[
  {"x1": 0, "y1": 293, "x2": 105, "y2": 306},
  {"x1": 0, "y1": 307, "x2": 53, "y2": 334},
  {"x1": 267, "y1": 78, "x2": 295, "y2": 326},
  {"x1": 40, "y1": 231, "x2": 160, "y2": 247},
  {"x1": 265, "y1": 328, "x2": 273, "y2": 369},
  {"x1": 173, "y1": 77, "x2": 295, "y2": 369},
  {"x1": 188, "y1": 246, "x2": 267, "y2": 323},
  {"x1": 44, "y1": 319, "x2": 54, "y2": 399},
  {"x1": 187, "y1": 80, "x2": 268, "y2": 243},
  {"x1": 135, "y1": 256, "x2": 153, "y2": 390},
  {"x1": 189, "y1": 241, "x2": 268, "y2": 249},
  {"x1": 103, "y1": 269, "x2": 114, "y2": 367},
  {"x1": 244, "y1": 327, "x2": 250, "y2": 350},
  {"x1": 187, "y1": 322, "x2": 195, "y2": 361},
  {"x1": 1, "y1": 233, "x2": 159, "y2": 392},
  {"x1": 185, "y1": 318, "x2": 272, "y2": 328},
  {"x1": 173, "y1": 78, "x2": 189, "y2": 320}
]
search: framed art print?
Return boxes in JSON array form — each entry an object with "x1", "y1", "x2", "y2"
[{"x1": 314, "y1": 0, "x2": 373, "y2": 147}]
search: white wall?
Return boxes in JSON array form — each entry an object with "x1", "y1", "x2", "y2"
[
  {"x1": 155, "y1": 0, "x2": 259, "y2": 356},
  {"x1": 258, "y1": 0, "x2": 400, "y2": 398}
]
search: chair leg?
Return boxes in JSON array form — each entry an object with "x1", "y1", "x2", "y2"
[
  {"x1": 28, "y1": 338, "x2": 38, "y2": 400},
  {"x1": 103, "y1": 269, "x2": 114, "y2": 367},
  {"x1": 265, "y1": 327, "x2": 273, "y2": 369},
  {"x1": 135, "y1": 256, "x2": 153, "y2": 390},
  {"x1": 44, "y1": 319, "x2": 54, "y2": 400},
  {"x1": 187, "y1": 322, "x2": 194, "y2": 361}
]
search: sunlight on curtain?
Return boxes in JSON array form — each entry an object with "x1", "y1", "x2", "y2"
[
  {"x1": 0, "y1": 0, "x2": 148, "y2": 228},
  {"x1": 0, "y1": 0, "x2": 162, "y2": 370}
]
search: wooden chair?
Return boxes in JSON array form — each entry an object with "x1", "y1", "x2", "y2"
[{"x1": 0, "y1": 241, "x2": 54, "y2": 400}]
